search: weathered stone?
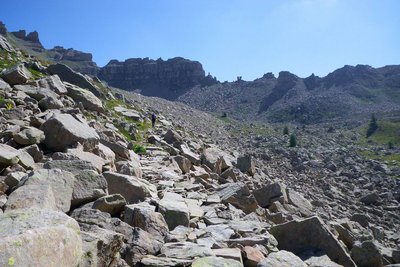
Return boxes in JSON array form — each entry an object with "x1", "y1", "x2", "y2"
[
  {"x1": 173, "y1": 155, "x2": 192, "y2": 174},
  {"x1": 47, "y1": 63, "x2": 101, "y2": 96},
  {"x1": 243, "y1": 246, "x2": 265, "y2": 267},
  {"x1": 18, "y1": 169, "x2": 75, "y2": 212},
  {"x1": 179, "y1": 144, "x2": 201, "y2": 165},
  {"x1": 13, "y1": 127, "x2": 45, "y2": 145},
  {"x1": 160, "y1": 242, "x2": 213, "y2": 259},
  {"x1": 258, "y1": 250, "x2": 307, "y2": 267},
  {"x1": 304, "y1": 254, "x2": 343, "y2": 267},
  {"x1": 5, "y1": 184, "x2": 57, "y2": 211},
  {"x1": 236, "y1": 154, "x2": 256, "y2": 176},
  {"x1": 192, "y1": 256, "x2": 243, "y2": 267},
  {"x1": 253, "y1": 182, "x2": 287, "y2": 208},
  {"x1": 360, "y1": 192, "x2": 379, "y2": 205},
  {"x1": 140, "y1": 255, "x2": 191, "y2": 266},
  {"x1": 124, "y1": 202, "x2": 168, "y2": 241},
  {"x1": 17, "y1": 149, "x2": 35, "y2": 169},
  {"x1": 38, "y1": 95, "x2": 64, "y2": 110},
  {"x1": 79, "y1": 225, "x2": 124, "y2": 267},
  {"x1": 66, "y1": 146, "x2": 106, "y2": 172},
  {"x1": 159, "y1": 192, "x2": 190, "y2": 230},
  {"x1": 71, "y1": 170, "x2": 108, "y2": 207},
  {"x1": 115, "y1": 160, "x2": 142, "y2": 178},
  {"x1": 0, "y1": 209, "x2": 82, "y2": 267},
  {"x1": 103, "y1": 171, "x2": 157, "y2": 204},
  {"x1": 213, "y1": 247, "x2": 243, "y2": 263},
  {"x1": 36, "y1": 74, "x2": 68, "y2": 94},
  {"x1": 1, "y1": 64, "x2": 32, "y2": 85},
  {"x1": 270, "y1": 216, "x2": 356, "y2": 267},
  {"x1": 350, "y1": 213, "x2": 370, "y2": 228},
  {"x1": 350, "y1": 240, "x2": 383, "y2": 267},
  {"x1": 43, "y1": 159, "x2": 98, "y2": 174},
  {"x1": 92, "y1": 194, "x2": 126, "y2": 216},
  {"x1": 122, "y1": 227, "x2": 163, "y2": 265},
  {"x1": 0, "y1": 143, "x2": 20, "y2": 167},
  {"x1": 65, "y1": 82, "x2": 104, "y2": 112},
  {"x1": 40, "y1": 113, "x2": 99, "y2": 151},
  {"x1": 217, "y1": 182, "x2": 258, "y2": 213},
  {"x1": 286, "y1": 188, "x2": 313, "y2": 216},
  {"x1": 4, "y1": 171, "x2": 25, "y2": 189},
  {"x1": 14, "y1": 84, "x2": 59, "y2": 101}
]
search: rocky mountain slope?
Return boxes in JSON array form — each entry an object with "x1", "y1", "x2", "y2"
[
  {"x1": 179, "y1": 65, "x2": 400, "y2": 124},
  {"x1": 1, "y1": 24, "x2": 400, "y2": 267}
]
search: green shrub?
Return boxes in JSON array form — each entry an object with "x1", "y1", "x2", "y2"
[
  {"x1": 289, "y1": 134, "x2": 297, "y2": 147},
  {"x1": 133, "y1": 144, "x2": 146, "y2": 154},
  {"x1": 366, "y1": 113, "x2": 378, "y2": 138},
  {"x1": 388, "y1": 141, "x2": 394, "y2": 149}
]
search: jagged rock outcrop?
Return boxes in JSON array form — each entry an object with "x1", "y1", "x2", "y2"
[
  {"x1": 10, "y1": 29, "x2": 44, "y2": 52},
  {"x1": 98, "y1": 57, "x2": 208, "y2": 100}
]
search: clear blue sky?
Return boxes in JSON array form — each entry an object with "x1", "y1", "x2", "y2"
[{"x1": 1, "y1": 0, "x2": 399, "y2": 81}]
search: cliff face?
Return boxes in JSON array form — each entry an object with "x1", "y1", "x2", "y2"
[{"x1": 98, "y1": 57, "x2": 207, "y2": 100}]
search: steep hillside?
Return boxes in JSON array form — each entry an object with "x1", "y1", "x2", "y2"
[{"x1": 179, "y1": 65, "x2": 400, "y2": 124}]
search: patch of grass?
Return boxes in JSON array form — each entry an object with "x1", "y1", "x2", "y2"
[
  {"x1": 358, "y1": 120, "x2": 400, "y2": 146},
  {"x1": 358, "y1": 150, "x2": 400, "y2": 166},
  {"x1": 28, "y1": 67, "x2": 45, "y2": 79},
  {"x1": 104, "y1": 98, "x2": 126, "y2": 110}
]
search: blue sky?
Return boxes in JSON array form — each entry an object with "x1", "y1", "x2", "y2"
[{"x1": 1, "y1": 0, "x2": 399, "y2": 81}]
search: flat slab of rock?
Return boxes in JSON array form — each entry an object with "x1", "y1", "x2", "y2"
[
  {"x1": 258, "y1": 250, "x2": 307, "y2": 267},
  {"x1": 0, "y1": 209, "x2": 82, "y2": 267},
  {"x1": 192, "y1": 256, "x2": 243, "y2": 267},
  {"x1": 140, "y1": 255, "x2": 191, "y2": 266},
  {"x1": 18, "y1": 169, "x2": 76, "y2": 212},
  {"x1": 103, "y1": 171, "x2": 157, "y2": 204},
  {"x1": 92, "y1": 194, "x2": 126, "y2": 216},
  {"x1": 160, "y1": 242, "x2": 213, "y2": 260},
  {"x1": 270, "y1": 216, "x2": 356, "y2": 267},
  {"x1": 43, "y1": 159, "x2": 98, "y2": 174},
  {"x1": 37, "y1": 74, "x2": 68, "y2": 94},
  {"x1": 66, "y1": 147, "x2": 106, "y2": 172},
  {"x1": 159, "y1": 192, "x2": 190, "y2": 230},
  {"x1": 40, "y1": 113, "x2": 99, "y2": 151},
  {"x1": 5, "y1": 184, "x2": 57, "y2": 211}
]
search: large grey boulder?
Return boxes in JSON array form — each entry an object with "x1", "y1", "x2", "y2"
[
  {"x1": 253, "y1": 182, "x2": 287, "y2": 208},
  {"x1": 103, "y1": 171, "x2": 157, "y2": 204},
  {"x1": 115, "y1": 160, "x2": 143, "y2": 178},
  {"x1": 216, "y1": 182, "x2": 258, "y2": 213},
  {"x1": 140, "y1": 256, "x2": 191, "y2": 266},
  {"x1": 159, "y1": 192, "x2": 190, "y2": 230},
  {"x1": 5, "y1": 184, "x2": 57, "y2": 211},
  {"x1": 350, "y1": 240, "x2": 384, "y2": 267},
  {"x1": 92, "y1": 194, "x2": 126, "y2": 216},
  {"x1": 270, "y1": 216, "x2": 356, "y2": 267},
  {"x1": 36, "y1": 74, "x2": 68, "y2": 94},
  {"x1": 40, "y1": 113, "x2": 99, "y2": 151},
  {"x1": 71, "y1": 169, "x2": 108, "y2": 207},
  {"x1": 0, "y1": 209, "x2": 82, "y2": 267},
  {"x1": 65, "y1": 82, "x2": 104, "y2": 112},
  {"x1": 258, "y1": 250, "x2": 307, "y2": 267},
  {"x1": 66, "y1": 146, "x2": 106, "y2": 172},
  {"x1": 13, "y1": 127, "x2": 45, "y2": 145},
  {"x1": 237, "y1": 154, "x2": 256, "y2": 176},
  {"x1": 1, "y1": 64, "x2": 32, "y2": 85},
  {"x1": 18, "y1": 169, "x2": 76, "y2": 212},
  {"x1": 43, "y1": 159, "x2": 98, "y2": 174},
  {"x1": 0, "y1": 77, "x2": 11, "y2": 90},
  {"x1": 202, "y1": 146, "x2": 235, "y2": 174},
  {"x1": 47, "y1": 63, "x2": 101, "y2": 96},
  {"x1": 124, "y1": 202, "x2": 169, "y2": 241},
  {"x1": 13, "y1": 84, "x2": 60, "y2": 101}
]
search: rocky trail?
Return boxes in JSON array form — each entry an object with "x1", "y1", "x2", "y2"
[{"x1": 0, "y1": 31, "x2": 399, "y2": 267}]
